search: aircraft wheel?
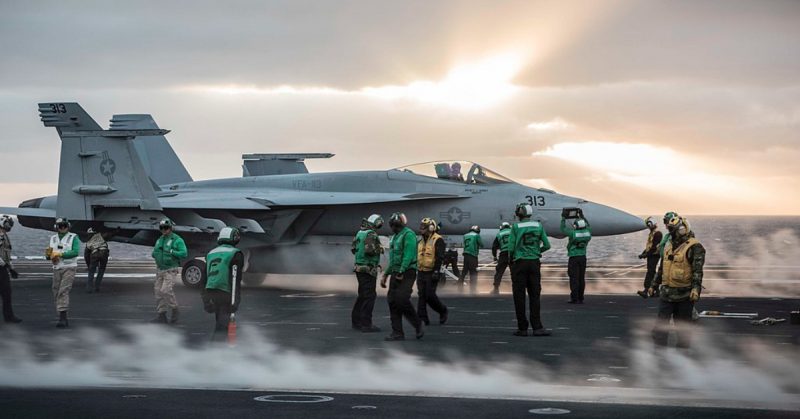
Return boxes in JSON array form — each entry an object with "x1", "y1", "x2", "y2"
[
  {"x1": 242, "y1": 273, "x2": 265, "y2": 287},
  {"x1": 182, "y1": 259, "x2": 207, "y2": 288}
]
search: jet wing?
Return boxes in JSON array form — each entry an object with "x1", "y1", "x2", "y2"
[
  {"x1": 0, "y1": 207, "x2": 56, "y2": 218},
  {"x1": 157, "y1": 189, "x2": 468, "y2": 210}
]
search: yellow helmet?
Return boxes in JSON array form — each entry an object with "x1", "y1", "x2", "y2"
[
  {"x1": 420, "y1": 217, "x2": 437, "y2": 233},
  {"x1": 668, "y1": 216, "x2": 691, "y2": 237}
]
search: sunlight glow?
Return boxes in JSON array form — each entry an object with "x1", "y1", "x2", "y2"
[
  {"x1": 181, "y1": 53, "x2": 526, "y2": 110},
  {"x1": 362, "y1": 53, "x2": 524, "y2": 109},
  {"x1": 526, "y1": 117, "x2": 572, "y2": 132}
]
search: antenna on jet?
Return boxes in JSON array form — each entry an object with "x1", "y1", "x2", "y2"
[{"x1": 241, "y1": 153, "x2": 334, "y2": 177}]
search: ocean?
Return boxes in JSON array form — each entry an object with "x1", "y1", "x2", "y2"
[{"x1": 6, "y1": 216, "x2": 799, "y2": 267}]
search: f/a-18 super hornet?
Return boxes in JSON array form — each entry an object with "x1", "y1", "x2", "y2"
[{"x1": 1, "y1": 102, "x2": 644, "y2": 287}]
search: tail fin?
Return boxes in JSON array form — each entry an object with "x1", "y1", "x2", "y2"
[
  {"x1": 39, "y1": 102, "x2": 163, "y2": 220},
  {"x1": 111, "y1": 114, "x2": 193, "y2": 185}
]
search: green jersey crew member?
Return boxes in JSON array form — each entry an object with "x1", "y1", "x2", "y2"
[
  {"x1": 637, "y1": 217, "x2": 663, "y2": 299},
  {"x1": 381, "y1": 212, "x2": 423, "y2": 341},
  {"x1": 202, "y1": 227, "x2": 244, "y2": 342},
  {"x1": 650, "y1": 216, "x2": 705, "y2": 348},
  {"x1": 351, "y1": 214, "x2": 384, "y2": 333},
  {"x1": 151, "y1": 218, "x2": 187, "y2": 324},
  {"x1": 508, "y1": 204, "x2": 551, "y2": 337},
  {"x1": 0, "y1": 215, "x2": 21, "y2": 324},
  {"x1": 45, "y1": 217, "x2": 81, "y2": 328},
  {"x1": 459, "y1": 225, "x2": 483, "y2": 293},
  {"x1": 560, "y1": 215, "x2": 592, "y2": 304},
  {"x1": 417, "y1": 217, "x2": 448, "y2": 326},
  {"x1": 491, "y1": 222, "x2": 512, "y2": 294}
]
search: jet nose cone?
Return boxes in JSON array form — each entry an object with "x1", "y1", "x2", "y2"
[{"x1": 579, "y1": 202, "x2": 644, "y2": 236}]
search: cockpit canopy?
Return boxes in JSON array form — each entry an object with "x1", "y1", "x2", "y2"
[{"x1": 394, "y1": 161, "x2": 513, "y2": 185}]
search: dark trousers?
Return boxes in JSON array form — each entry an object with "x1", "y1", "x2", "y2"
[
  {"x1": 351, "y1": 271, "x2": 377, "y2": 328},
  {"x1": 460, "y1": 254, "x2": 479, "y2": 292},
  {"x1": 444, "y1": 258, "x2": 460, "y2": 279},
  {"x1": 652, "y1": 299, "x2": 694, "y2": 348},
  {"x1": 87, "y1": 254, "x2": 108, "y2": 291},
  {"x1": 643, "y1": 255, "x2": 659, "y2": 290},
  {"x1": 493, "y1": 252, "x2": 509, "y2": 287},
  {"x1": 0, "y1": 268, "x2": 16, "y2": 321},
  {"x1": 568, "y1": 255, "x2": 587, "y2": 302},
  {"x1": 387, "y1": 269, "x2": 420, "y2": 336},
  {"x1": 417, "y1": 271, "x2": 446, "y2": 321},
  {"x1": 206, "y1": 289, "x2": 232, "y2": 343},
  {"x1": 511, "y1": 259, "x2": 543, "y2": 331}
]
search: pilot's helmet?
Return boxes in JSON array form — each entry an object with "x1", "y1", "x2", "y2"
[{"x1": 218, "y1": 226, "x2": 241, "y2": 246}]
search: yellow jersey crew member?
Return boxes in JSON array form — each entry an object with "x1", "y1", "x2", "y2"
[
  {"x1": 150, "y1": 218, "x2": 187, "y2": 324},
  {"x1": 459, "y1": 225, "x2": 483, "y2": 293},
  {"x1": 381, "y1": 212, "x2": 423, "y2": 341},
  {"x1": 650, "y1": 216, "x2": 705, "y2": 348},
  {"x1": 46, "y1": 217, "x2": 81, "y2": 328},
  {"x1": 417, "y1": 217, "x2": 448, "y2": 326},
  {"x1": 508, "y1": 203, "x2": 551, "y2": 337},
  {"x1": 351, "y1": 214, "x2": 384, "y2": 333},
  {"x1": 202, "y1": 227, "x2": 244, "y2": 343},
  {"x1": 637, "y1": 217, "x2": 663, "y2": 299},
  {"x1": 0, "y1": 215, "x2": 22, "y2": 324}
]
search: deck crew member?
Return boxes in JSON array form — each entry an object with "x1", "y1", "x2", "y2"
[
  {"x1": 150, "y1": 218, "x2": 187, "y2": 324},
  {"x1": 508, "y1": 204, "x2": 551, "y2": 337},
  {"x1": 381, "y1": 212, "x2": 423, "y2": 341},
  {"x1": 351, "y1": 214, "x2": 384, "y2": 333},
  {"x1": 491, "y1": 222, "x2": 512, "y2": 294},
  {"x1": 417, "y1": 217, "x2": 448, "y2": 325},
  {"x1": 46, "y1": 217, "x2": 81, "y2": 328}
]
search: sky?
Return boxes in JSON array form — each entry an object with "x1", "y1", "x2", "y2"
[{"x1": 0, "y1": 0, "x2": 798, "y2": 215}]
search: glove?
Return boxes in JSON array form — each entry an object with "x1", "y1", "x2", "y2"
[
  {"x1": 9, "y1": 269, "x2": 18, "y2": 279},
  {"x1": 201, "y1": 293, "x2": 215, "y2": 313},
  {"x1": 380, "y1": 275, "x2": 387, "y2": 288},
  {"x1": 647, "y1": 287, "x2": 657, "y2": 297},
  {"x1": 637, "y1": 253, "x2": 646, "y2": 259},
  {"x1": 396, "y1": 272, "x2": 404, "y2": 281},
  {"x1": 690, "y1": 289, "x2": 700, "y2": 303},
  {"x1": 493, "y1": 256, "x2": 497, "y2": 262}
]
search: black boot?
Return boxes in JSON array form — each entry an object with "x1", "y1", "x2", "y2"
[
  {"x1": 56, "y1": 311, "x2": 68, "y2": 328},
  {"x1": 4, "y1": 316, "x2": 22, "y2": 324},
  {"x1": 169, "y1": 308, "x2": 179, "y2": 324},
  {"x1": 150, "y1": 312, "x2": 168, "y2": 324}
]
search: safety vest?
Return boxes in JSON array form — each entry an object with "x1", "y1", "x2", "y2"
[
  {"x1": 417, "y1": 233, "x2": 442, "y2": 272},
  {"x1": 644, "y1": 229, "x2": 657, "y2": 253},
  {"x1": 662, "y1": 237, "x2": 699, "y2": 288},
  {"x1": 205, "y1": 245, "x2": 241, "y2": 293},
  {"x1": 49, "y1": 233, "x2": 77, "y2": 269},
  {"x1": 496, "y1": 229, "x2": 511, "y2": 253},
  {"x1": 354, "y1": 229, "x2": 380, "y2": 267}
]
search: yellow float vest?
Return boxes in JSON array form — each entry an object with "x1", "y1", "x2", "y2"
[
  {"x1": 662, "y1": 237, "x2": 699, "y2": 288},
  {"x1": 417, "y1": 233, "x2": 442, "y2": 272},
  {"x1": 644, "y1": 230, "x2": 656, "y2": 253}
]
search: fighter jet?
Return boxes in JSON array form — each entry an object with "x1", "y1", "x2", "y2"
[{"x1": 1, "y1": 102, "x2": 644, "y2": 287}]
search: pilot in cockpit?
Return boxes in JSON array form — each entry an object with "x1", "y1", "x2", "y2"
[{"x1": 450, "y1": 162, "x2": 464, "y2": 182}]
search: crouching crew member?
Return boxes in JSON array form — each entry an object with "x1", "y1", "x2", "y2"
[
  {"x1": 46, "y1": 217, "x2": 81, "y2": 328},
  {"x1": 381, "y1": 212, "x2": 423, "y2": 341},
  {"x1": 84, "y1": 227, "x2": 110, "y2": 293},
  {"x1": 351, "y1": 214, "x2": 384, "y2": 333},
  {"x1": 650, "y1": 216, "x2": 705, "y2": 348},
  {"x1": 561, "y1": 215, "x2": 591, "y2": 304},
  {"x1": 508, "y1": 204, "x2": 551, "y2": 337},
  {"x1": 491, "y1": 222, "x2": 512, "y2": 294},
  {"x1": 150, "y1": 218, "x2": 187, "y2": 324},
  {"x1": 417, "y1": 217, "x2": 448, "y2": 325},
  {"x1": 202, "y1": 227, "x2": 244, "y2": 342}
]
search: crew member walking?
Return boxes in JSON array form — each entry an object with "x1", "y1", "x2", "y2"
[
  {"x1": 417, "y1": 217, "x2": 448, "y2": 325},
  {"x1": 491, "y1": 222, "x2": 512, "y2": 294},
  {"x1": 637, "y1": 217, "x2": 662, "y2": 298},
  {"x1": 351, "y1": 214, "x2": 384, "y2": 333},
  {"x1": 0, "y1": 215, "x2": 21, "y2": 324},
  {"x1": 84, "y1": 227, "x2": 110, "y2": 293},
  {"x1": 381, "y1": 213, "x2": 423, "y2": 341},
  {"x1": 459, "y1": 225, "x2": 483, "y2": 293},
  {"x1": 46, "y1": 217, "x2": 81, "y2": 328},
  {"x1": 150, "y1": 218, "x2": 187, "y2": 324}
]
